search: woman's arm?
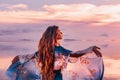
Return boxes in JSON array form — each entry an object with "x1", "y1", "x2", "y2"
[
  {"x1": 12, "y1": 55, "x2": 19, "y2": 64},
  {"x1": 69, "y1": 53, "x2": 86, "y2": 57},
  {"x1": 70, "y1": 46, "x2": 102, "y2": 57},
  {"x1": 92, "y1": 46, "x2": 102, "y2": 57}
]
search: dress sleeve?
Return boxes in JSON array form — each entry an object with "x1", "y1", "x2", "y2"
[
  {"x1": 60, "y1": 46, "x2": 72, "y2": 56},
  {"x1": 60, "y1": 46, "x2": 94, "y2": 56},
  {"x1": 72, "y1": 46, "x2": 94, "y2": 54}
]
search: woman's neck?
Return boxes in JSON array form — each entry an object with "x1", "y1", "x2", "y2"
[{"x1": 55, "y1": 40, "x2": 61, "y2": 46}]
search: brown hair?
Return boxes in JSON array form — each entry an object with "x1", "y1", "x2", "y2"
[{"x1": 38, "y1": 26, "x2": 59, "y2": 80}]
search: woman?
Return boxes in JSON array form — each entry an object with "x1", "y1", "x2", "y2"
[
  {"x1": 6, "y1": 26, "x2": 103, "y2": 80},
  {"x1": 37, "y1": 26, "x2": 103, "y2": 80}
]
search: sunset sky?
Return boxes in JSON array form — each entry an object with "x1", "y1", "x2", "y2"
[
  {"x1": 0, "y1": 0, "x2": 120, "y2": 80},
  {"x1": 0, "y1": 0, "x2": 120, "y2": 24}
]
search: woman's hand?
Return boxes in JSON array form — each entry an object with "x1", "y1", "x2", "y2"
[
  {"x1": 12, "y1": 55, "x2": 19, "y2": 64},
  {"x1": 92, "y1": 46, "x2": 102, "y2": 57}
]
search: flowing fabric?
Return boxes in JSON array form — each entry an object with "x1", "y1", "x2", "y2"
[
  {"x1": 62, "y1": 53, "x2": 104, "y2": 80},
  {"x1": 6, "y1": 53, "x2": 41, "y2": 80},
  {"x1": 6, "y1": 46, "x2": 104, "y2": 80}
]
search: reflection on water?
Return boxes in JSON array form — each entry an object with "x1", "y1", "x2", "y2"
[{"x1": 0, "y1": 26, "x2": 120, "y2": 80}]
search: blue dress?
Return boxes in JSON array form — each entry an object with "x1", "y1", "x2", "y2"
[
  {"x1": 54, "y1": 46, "x2": 72, "y2": 80},
  {"x1": 6, "y1": 46, "x2": 104, "y2": 80}
]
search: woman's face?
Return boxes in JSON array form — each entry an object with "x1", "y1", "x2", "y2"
[{"x1": 56, "y1": 28, "x2": 63, "y2": 40}]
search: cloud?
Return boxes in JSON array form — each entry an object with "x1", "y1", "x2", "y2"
[
  {"x1": 103, "y1": 77, "x2": 120, "y2": 80},
  {"x1": 0, "y1": 4, "x2": 120, "y2": 24},
  {"x1": 64, "y1": 39, "x2": 78, "y2": 42},
  {"x1": 100, "y1": 44, "x2": 109, "y2": 48},
  {"x1": 0, "y1": 27, "x2": 33, "y2": 36},
  {"x1": 0, "y1": 44, "x2": 29, "y2": 56},
  {"x1": 100, "y1": 33, "x2": 109, "y2": 37},
  {"x1": 44, "y1": 4, "x2": 120, "y2": 24},
  {"x1": 103, "y1": 58, "x2": 120, "y2": 79},
  {"x1": 7, "y1": 4, "x2": 28, "y2": 10},
  {"x1": 0, "y1": 3, "x2": 28, "y2": 10}
]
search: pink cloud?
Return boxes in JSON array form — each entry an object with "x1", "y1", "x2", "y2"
[
  {"x1": 7, "y1": 4, "x2": 28, "y2": 10},
  {"x1": 103, "y1": 58, "x2": 120, "y2": 78},
  {"x1": 0, "y1": 4, "x2": 120, "y2": 24},
  {"x1": 0, "y1": 57, "x2": 12, "y2": 70},
  {"x1": 0, "y1": 3, "x2": 28, "y2": 10}
]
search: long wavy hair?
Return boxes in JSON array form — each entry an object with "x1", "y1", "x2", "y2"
[{"x1": 38, "y1": 26, "x2": 59, "y2": 80}]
